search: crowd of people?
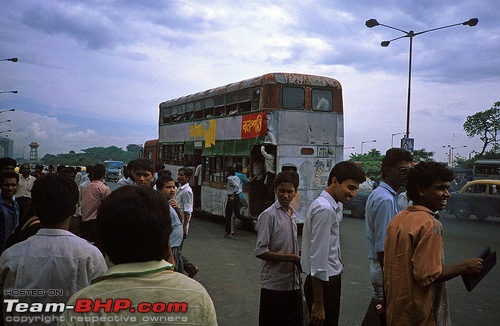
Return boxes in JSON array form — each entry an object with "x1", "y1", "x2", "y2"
[
  {"x1": 254, "y1": 150, "x2": 484, "y2": 326},
  {"x1": 0, "y1": 157, "x2": 211, "y2": 325},
  {"x1": 0, "y1": 153, "x2": 487, "y2": 325}
]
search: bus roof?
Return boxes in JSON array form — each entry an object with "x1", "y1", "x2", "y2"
[
  {"x1": 104, "y1": 160, "x2": 124, "y2": 164},
  {"x1": 475, "y1": 159, "x2": 500, "y2": 165},
  {"x1": 159, "y1": 72, "x2": 342, "y2": 108},
  {"x1": 144, "y1": 139, "x2": 158, "y2": 147}
]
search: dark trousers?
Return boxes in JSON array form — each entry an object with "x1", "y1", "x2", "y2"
[
  {"x1": 304, "y1": 274, "x2": 342, "y2": 326},
  {"x1": 179, "y1": 240, "x2": 196, "y2": 274},
  {"x1": 80, "y1": 219, "x2": 103, "y2": 253},
  {"x1": 361, "y1": 298, "x2": 386, "y2": 326},
  {"x1": 259, "y1": 288, "x2": 302, "y2": 326},
  {"x1": 224, "y1": 195, "x2": 240, "y2": 234},
  {"x1": 15, "y1": 197, "x2": 32, "y2": 224}
]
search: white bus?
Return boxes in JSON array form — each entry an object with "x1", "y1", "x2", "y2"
[{"x1": 145, "y1": 73, "x2": 344, "y2": 228}]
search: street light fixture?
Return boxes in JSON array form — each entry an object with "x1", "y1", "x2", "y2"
[
  {"x1": 366, "y1": 18, "x2": 478, "y2": 140},
  {"x1": 0, "y1": 58, "x2": 18, "y2": 62},
  {"x1": 0, "y1": 120, "x2": 11, "y2": 124},
  {"x1": 0, "y1": 109, "x2": 15, "y2": 114},
  {"x1": 0, "y1": 130, "x2": 12, "y2": 134},
  {"x1": 0, "y1": 91, "x2": 18, "y2": 94},
  {"x1": 443, "y1": 145, "x2": 467, "y2": 166},
  {"x1": 451, "y1": 145, "x2": 467, "y2": 166},
  {"x1": 391, "y1": 132, "x2": 405, "y2": 148},
  {"x1": 361, "y1": 140, "x2": 377, "y2": 154}
]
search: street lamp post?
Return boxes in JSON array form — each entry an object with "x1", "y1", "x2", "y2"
[
  {"x1": 443, "y1": 145, "x2": 467, "y2": 166},
  {"x1": 361, "y1": 140, "x2": 377, "y2": 154},
  {"x1": 451, "y1": 145, "x2": 467, "y2": 166},
  {"x1": 0, "y1": 91, "x2": 18, "y2": 94},
  {"x1": 0, "y1": 109, "x2": 15, "y2": 114},
  {"x1": 366, "y1": 18, "x2": 478, "y2": 140},
  {"x1": 391, "y1": 132, "x2": 405, "y2": 148}
]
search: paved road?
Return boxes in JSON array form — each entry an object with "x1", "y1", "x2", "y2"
[{"x1": 182, "y1": 211, "x2": 500, "y2": 326}]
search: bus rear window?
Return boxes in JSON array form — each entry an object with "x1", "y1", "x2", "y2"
[
  {"x1": 282, "y1": 86, "x2": 304, "y2": 110},
  {"x1": 312, "y1": 89, "x2": 333, "y2": 111}
]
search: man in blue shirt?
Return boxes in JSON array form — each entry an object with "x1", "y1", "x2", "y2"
[
  {"x1": 235, "y1": 163, "x2": 254, "y2": 219},
  {"x1": 362, "y1": 148, "x2": 413, "y2": 326},
  {"x1": 156, "y1": 175, "x2": 185, "y2": 272},
  {"x1": 0, "y1": 171, "x2": 20, "y2": 253}
]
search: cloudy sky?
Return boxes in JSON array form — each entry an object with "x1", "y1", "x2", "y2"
[{"x1": 0, "y1": 0, "x2": 498, "y2": 162}]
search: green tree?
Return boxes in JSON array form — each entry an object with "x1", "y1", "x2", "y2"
[
  {"x1": 41, "y1": 145, "x2": 143, "y2": 166},
  {"x1": 463, "y1": 102, "x2": 500, "y2": 156},
  {"x1": 350, "y1": 149, "x2": 383, "y2": 182},
  {"x1": 412, "y1": 149, "x2": 435, "y2": 162}
]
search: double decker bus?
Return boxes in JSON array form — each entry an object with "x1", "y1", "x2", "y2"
[{"x1": 145, "y1": 72, "x2": 344, "y2": 228}]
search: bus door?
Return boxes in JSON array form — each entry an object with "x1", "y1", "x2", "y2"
[{"x1": 249, "y1": 145, "x2": 275, "y2": 216}]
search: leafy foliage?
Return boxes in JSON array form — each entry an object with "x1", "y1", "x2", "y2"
[
  {"x1": 350, "y1": 148, "x2": 435, "y2": 182},
  {"x1": 463, "y1": 102, "x2": 500, "y2": 156},
  {"x1": 40, "y1": 145, "x2": 143, "y2": 166},
  {"x1": 350, "y1": 149, "x2": 383, "y2": 182},
  {"x1": 412, "y1": 149, "x2": 435, "y2": 163}
]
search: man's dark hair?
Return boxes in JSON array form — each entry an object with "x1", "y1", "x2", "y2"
[
  {"x1": 97, "y1": 186, "x2": 171, "y2": 264},
  {"x1": 31, "y1": 173, "x2": 79, "y2": 225},
  {"x1": 62, "y1": 166, "x2": 76, "y2": 176},
  {"x1": 91, "y1": 163, "x2": 106, "y2": 180},
  {"x1": 328, "y1": 161, "x2": 366, "y2": 185},
  {"x1": 133, "y1": 158, "x2": 154, "y2": 174},
  {"x1": 235, "y1": 163, "x2": 244, "y2": 173},
  {"x1": 381, "y1": 148, "x2": 413, "y2": 179},
  {"x1": 0, "y1": 157, "x2": 17, "y2": 171},
  {"x1": 0, "y1": 171, "x2": 19, "y2": 184},
  {"x1": 178, "y1": 167, "x2": 192, "y2": 179},
  {"x1": 226, "y1": 166, "x2": 235, "y2": 176},
  {"x1": 156, "y1": 175, "x2": 175, "y2": 190},
  {"x1": 406, "y1": 162, "x2": 453, "y2": 202},
  {"x1": 274, "y1": 170, "x2": 299, "y2": 190},
  {"x1": 156, "y1": 169, "x2": 172, "y2": 178},
  {"x1": 155, "y1": 163, "x2": 165, "y2": 172}
]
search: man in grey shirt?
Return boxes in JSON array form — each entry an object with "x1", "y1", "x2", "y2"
[{"x1": 255, "y1": 170, "x2": 302, "y2": 326}]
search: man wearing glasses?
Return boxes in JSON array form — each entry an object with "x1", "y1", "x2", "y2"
[{"x1": 362, "y1": 148, "x2": 413, "y2": 326}]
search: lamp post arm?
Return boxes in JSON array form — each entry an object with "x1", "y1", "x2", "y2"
[
  {"x1": 413, "y1": 22, "x2": 470, "y2": 37},
  {"x1": 384, "y1": 34, "x2": 411, "y2": 44},
  {"x1": 377, "y1": 23, "x2": 409, "y2": 34}
]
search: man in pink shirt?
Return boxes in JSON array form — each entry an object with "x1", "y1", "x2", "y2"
[{"x1": 81, "y1": 163, "x2": 110, "y2": 252}]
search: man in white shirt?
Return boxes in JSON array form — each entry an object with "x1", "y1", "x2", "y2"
[
  {"x1": 176, "y1": 167, "x2": 199, "y2": 278},
  {"x1": 15, "y1": 164, "x2": 36, "y2": 222},
  {"x1": 301, "y1": 161, "x2": 366, "y2": 326},
  {"x1": 0, "y1": 173, "x2": 107, "y2": 325}
]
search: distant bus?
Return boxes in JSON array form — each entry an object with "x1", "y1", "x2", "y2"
[
  {"x1": 144, "y1": 72, "x2": 344, "y2": 227},
  {"x1": 473, "y1": 159, "x2": 500, "y2": 180},
  {"x1": 142, "y1": 139, "x2": 159, "y2": 164},
  {"x1": 104, "y1": 160, "x2": 124, "y2": 181}
]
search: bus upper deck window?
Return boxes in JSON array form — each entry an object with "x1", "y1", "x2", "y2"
[
  {"x1": 251, "y1": 88, "x2": 260, "y2": 111},
  {"x1": 282, "y1": 86, "x2": 304, "y2": 110},
  {"x1": 312, "y1": 89, "x2": 333, "y2": 112}
]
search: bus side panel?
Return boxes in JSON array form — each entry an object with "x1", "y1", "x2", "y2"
[
  {"x1": 272, "y1": 110, "x2": 342, "y2": 147},
  {"x1": 200, "y1": 186, "x2": 225, "y2": 216},
  {"x1": 277, "y1": 150, "x2": 339, "y2": 223},
  {"x1": 272, "y1": 111, "x2": 343, "y2": 223}
]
